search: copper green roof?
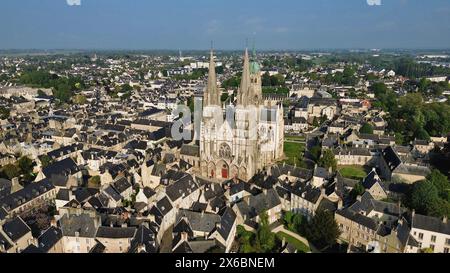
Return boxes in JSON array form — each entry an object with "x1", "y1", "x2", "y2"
[{"x1": 250, "y1": 61, "x2": 260, "y2": 74}]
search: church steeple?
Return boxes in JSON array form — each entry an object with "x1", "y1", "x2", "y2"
[
  {"x1": 204, "y1": 48, "x2": 220, "y2": 106},
  {"x1": 238, "y1": 48, "x2": 251, "y2": 106}
]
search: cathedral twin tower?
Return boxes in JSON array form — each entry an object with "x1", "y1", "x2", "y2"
[{"x1": 199, "y1": 48, "x2": 284, "y2": 181}]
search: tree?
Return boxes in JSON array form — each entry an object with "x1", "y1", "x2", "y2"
[
  {"x1": 53, "y1": 84, "x2": 73, "y2": 103},
  {"x1": 318, "y1": 149, "x2": 337, "y2": 172},
  {"x1": 121, "y1": 84, "x2": 133, "y2": 92},
  {"x1": 2, "y1": 164, "x2": 20, "y2": 180},
  {"x1": 255, "y1": 210, "x2": 276, "y2": 253},
  {"x1": 73, "y1": 94, "x2": 87, "y2": 105},
  {"x1": 359, "y1": 123, "x2": 374, "y2": 134},
  {"x1": 410, "y1": 181, "x2": 439, "y2": 215},
  {"x1": 283, "y1": 211, "x2": 305, "y2": 234},
  {"x1": 349, "y1": 183, "x2": 365, "y2": 202},
  {"x1": 312, "y1": 117, "x2": 319, "y2": 127},
  {"x1": 18, "y1": 156, "x2": 34, "y2": 175},
  {"x1": 39, "y1": 155, "x2": 53, "y2": 168},
  {"x1": 310, "y1": 145, "x2": 322, "y2": 163},
  {"x1": 88, "y1": 176, "x2": 101, "y2": 189},
  {"x1": 0, "y1": 106, "x2": 10, "y2": 120},
  {"x1": 304, "y1": 210, "x2": 341, "y2": 250},
  {"x1": 427, "y1": 170, "x2": 450, "y2": 201}
]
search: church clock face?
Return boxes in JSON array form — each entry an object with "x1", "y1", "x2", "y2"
[{"x1": 219, "y1": 143, "x2": 232, "y2": 160}]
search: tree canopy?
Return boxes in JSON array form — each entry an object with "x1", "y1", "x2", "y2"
[
  {"x1": 318, "y1": 149, "x2": 337, "y2": 172},
  {"x1": 359, "y1": 123, "x2": 374, "y2": 134},
  {"x1": 303, "y1": 210, "x2": 341, "y2": 250}
]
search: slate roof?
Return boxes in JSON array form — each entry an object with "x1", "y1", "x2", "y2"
[
  {"x1": 22, "y1": 244, "x2": 44, "y2": 253},
  {"x1": 112, "y1": 177, "x2": 132, "y2": 194},
  {"x1": 172, "y1": 241, "x2": 193, "y2": 253},
  {"x1": 271, "y1": 164, "x2": 312, "y2": 181},
  {"x1": 38, "y1": 226, "x2": 63, "y2": 252},
  {"x1": 47, "y1": 143, "x2": 83, "y2": 159},
  {"x1": 215, "y1": 207, "x2": 237, "y2": 241},
  {"x1": 180, "y1": 144, "x2": 200, "y2": 157},
  {"x1": 96, "y1": 226, "x2": 136, "y2": 239},
  {"x1": 250, "y1": 173, "x2": 278, "y2": 190},
  {"x1": 2, "y1": 217, "x2": 31, "y2": 242},
  {"x1": 166, "y1": 174, "x2": 198, "y2": 202},
  {"x1": 60, "y1": 213, "x2": 98, "y2": 238},
  {"x1": 382, "y1": 146, "x2": 402, "y2": 172},
  {"x1": 336, "y1": 209, "x2": 378, "y2": 231},
  {"x1": 203, "y1": 183, "x2": 224, "y2": 201},
  {"x1": 0, "y1": 178, "x2": 12, "y2": 200},
  {"x1": 314, "y1": 167, "x2": 329, "y2": 179},
  {"x1": 0, "y1": 179, "x2": 55, "y2": 212},
  {"x1": 362, "y1": 170, "x2": 384, "y2": 190},
  {"x1": 104, "y1": 186, "x2": 122, "y2": 202},
  {"x1": 42, "y1": 158, "x2": 80, "y2": 180},
  {"x1": 129, "y1": 225, "x2": 157, "y2": 253},
  {"x1": 56, "y1": 188, "x2": 70, "y2": 201},
  {"x1": 237, "y1": 189, "x2": 281, "y2": 219},
  {"x1": 412, "y1": 213, "x2": 450, "y2": 235},
  {"x1": 177, "y1": 209, "x2": 221, "y2": 233}
]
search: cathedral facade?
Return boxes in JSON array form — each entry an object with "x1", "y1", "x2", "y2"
[{"x1": 199, "y1": 48, "x2": 284, "y2": 181}]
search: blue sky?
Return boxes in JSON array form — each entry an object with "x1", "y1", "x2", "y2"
[{"x1": 1, "y1": 0, "x2": 449, "y2": 50}]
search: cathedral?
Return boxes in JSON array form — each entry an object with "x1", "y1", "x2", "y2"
[{"x1": 199, "y1": 48, "x2": 284, "y2": 181}]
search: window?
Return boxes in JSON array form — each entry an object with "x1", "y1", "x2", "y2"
[
  {"x1": 431, "y1": 235, "x2": 436, "y2": 243},
  {"x1": 444, "y1": 248, "x2": 449, "y2": 254},
  {"x1": 418, "y1": 233, "x2": 424, "y2": 240},
  {"x1": 446, "y1": 238, "x2": 450, "y2": 245},
  {"x1": 430, "y1": 244, "x2": 435, "y2": 251}
]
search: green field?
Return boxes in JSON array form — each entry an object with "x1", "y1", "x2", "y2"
[
  {"x1": 338, "y1": 165, "x2": 368, "y2": 180},
  {"x1": 276, "y1": 232, "x2": 310, "y2": 253},
  {"x1": 283, "y1": 141, "x2": 305, "y2": 166}
]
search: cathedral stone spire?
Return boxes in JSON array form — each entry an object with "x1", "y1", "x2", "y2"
[
  {"x1": 238, "y1": 48, "x2": 251, "y2": 106},
  {"x1": 205, "y1": 48, "x2": 220, "y2": 106}
]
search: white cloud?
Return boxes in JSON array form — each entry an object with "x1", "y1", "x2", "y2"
[
  {"x1": 367, "y1": 0, "x2": 381, "y2": 6},
  {"x1": 66, "y1": 0, "x2": 81, "y2": 6}
]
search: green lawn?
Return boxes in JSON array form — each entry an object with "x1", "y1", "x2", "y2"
[
  {"x1": 338, "y1": 165, "x2": 368, "y2": 180},
  {"x1": 285, "y1": 135, "x2": 306, "y2": 142},
  {"x1": 283, "y1": 141, "x2": 305, "y2": 166},
  {"x1": 276, "y1": 232, "x2": 310, "y2": 253}
]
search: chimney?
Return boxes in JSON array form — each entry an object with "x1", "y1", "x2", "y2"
[
  {"x1": 321, "y1": 188, "x2": 326, "y2": 196},
  {"x1": 11, "y1": 177, "x2": 20, "y2": 189},
  {"x1": 338, "y1": 199, "x2": 343, "y2": 210},
  {"x1": 443, "y1": 216, "x2": 448, "y2": 224},
  {"x1": 356, "y1": 195, "x2": 362, "y2": 202},
  {"x1": 216, "y1": 222, "x2": 222, "y2": 230},
  {"x1": 50, "y1": 218, "x2": 57, "y2": 227}
]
